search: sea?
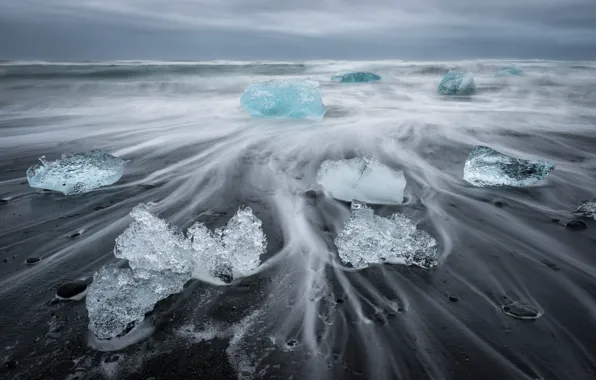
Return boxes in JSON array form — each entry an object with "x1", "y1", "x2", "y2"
[{"x1": 1, "y1": 60, "x2": 596, "y2": 380}]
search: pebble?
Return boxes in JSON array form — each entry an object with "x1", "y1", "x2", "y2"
[
  {"x1": 26, "y1": 257, "x2": 41, "y2": 264},
  {"x1": 502, "y1": 302, "x2": 542, "y2": 320},
  {"x1": 566, "y1": 220, "x2": 587, "y2": 231},
  {"x1": 57, "y1": 280, "x2": 87, "y2": 299}
]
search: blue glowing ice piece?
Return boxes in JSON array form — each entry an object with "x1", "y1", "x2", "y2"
[
  {"x1": 332, "y1": 72, "x2": 381, "y2": 83},
  {"x1": 240, "y1": 79, "x2": 326, "y2": 120},
  {"x1": 437, "y1": 70, "x2": 476, "y2": 96}
]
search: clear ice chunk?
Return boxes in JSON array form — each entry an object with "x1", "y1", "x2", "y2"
[
  {"x1": 86, "y1": 266, "x2": 188, "y2": 340},
  {"x1": 316, "y1": 157, "x2": 406, "y2": 205},
  {"x1": 26, "y1": 150, "x2": 125, "y2": 195},
  {"x1": 332, "y1": 72, "x2": 381, "y2": 83},
  {"x1": 240, "y1": 79, "x2": 326, "y2": 120},
  {"x1": 335, "y1": 201, "x2": 438, "y2": 269},
  {"x1": 114, "y1": 204, "x2": 194, "y2": 275},
  {"x1": 575, "y1": 200, "x2": 596, "y2": 219},
  {"x1": 463, "y1": 146, "x2": 555, "y2": 187},
  {"x1": 496, "y1": 65, "x2": 525, "y2": 77},
  {"x1": 188, "y1": 206, "x2": 266, "y2": 278},
  {"x1": 437, "y1": 70, "x2": 476, "y2": 95}
]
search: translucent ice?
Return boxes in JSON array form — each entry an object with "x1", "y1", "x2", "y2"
[
  {"x1": 26, "y1": 150, "x2": 125, "y2": 195},
  {"x1": 115, "y1": 204, "x2": 194, "y2": 275},
  {"x1": 496, "y1": 65, "x2": 525, "y2": 77},
  {"x1": 316, "y1": 157, "x2": 406, "y2": 205},
  {"x1": 463, "y1": 146, "x2": 555, "y2": 187},
  {"x1": 335, "y1": 201, "x2": 438, "y2": 269},
  {"x1": 575, "y1": 200, "x2": 596, "y2": 219},
  {"x1": 240, "y1": 79, "x2": 326, "y2": 120},
  {"x1": 188, "y1": 206, "x2": 266, "y2": 278},
  {"x1": 86, "y1": 266, "x2": 188, "y2": 340},
  {"x1": 332, "y1": 72, "x2": 381, "y2": 83},
  {"x1": 437, "y1": 70, "x2": 476, "y2": 96}
]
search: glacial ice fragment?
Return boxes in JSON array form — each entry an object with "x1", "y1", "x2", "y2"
[
  {"x1": 86, "y1": 266, "x2": 188, "y2": 340},
  {"x1": 332, "y1": 72, "x2": 381, "y2": 83},
  {"x1": 437, "y1": 70, "x2": 476, "y2": 96},
  {"x1": 463, "y1": 146, "x2": 555, "y2": 187},
  {"x1": 26, "y1": 150, "x2": 125, "y2": 195},
  {"x1": 115, "y1": 204, "x2": 194, "y2": 275},
  {"x1": 496, "y1": 65, "x2": 525, "y2": 77},
  {"x1": 574, "y1": 200, "x2": 596, "y2": 219},
  {"x1": 240, "y1": 79, "x2": 326, "y2": 120},
  {"x1": 334, "y1": 201, "x2": 438, "y2": 269},
  {"x1": 316, "y1": 157, "x2": 406, "y2": 205},
  {"x1": 188, "y1": 206, "x2": 266, "y2": 278}
]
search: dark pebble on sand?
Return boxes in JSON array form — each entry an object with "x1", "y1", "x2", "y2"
[
  {"x1": 566, "y1": 220, "x2": 587, "y2": 231},
  {"x1": 93, "y1": 205, "x2": 106, "y2": 210},
  {"x1": 493, "y1": 200, "x2": 507, "y2": 208},
  {"x1": 105, "y1": 355, "x2": 120, "y2": 363},
  {"x1": 4, "y1": 359, "x2": 18, "y2": 369},
  {"x1": 2, "y1": 258, "x2": 7, "y2": 263},
  {"x1": 0, "y1": 199, "x2": 8, "y2": 204},
  {"x1": 286, "y1": 339, "x2": 298, "y2": 347},
  {"x1": 448, "y1": 295, "x2": 459, "y2": 302},
  {"x1": 46, "y1": 331, "x2": 60, "y2": 339},
  {"x1": 397, "y1": 306, "x2": 406, "y2": 313},
  {"x1": 26, "y1": 257, "x2": 40, "y2": 264},
  {"x1": 70, "y1": 232, "x2": 81, "y2": 238},
  {"x1": 335, "y1": 298, "x2": 344, "y2": 304},
  {"x1": 57, "y1": 280, "x2": 87, "y2": 299},
  {"x1": 502, "y1": 302, "x2": 542, "y2": 320}
]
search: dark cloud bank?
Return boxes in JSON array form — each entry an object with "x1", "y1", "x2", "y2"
[{"x1": 1, "y1": 0, "x2": 595, "y2": 60}]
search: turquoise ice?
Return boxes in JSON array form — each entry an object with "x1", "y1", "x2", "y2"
[
  {"x1": 463, "y1": 146, "x2": 555, "y2": 187},
  {"x1": 437, "y1": 70, "x2": 476, "y2": 95},
  {"x1": 332, "y1": 72, "x2": 381, "y2": 83},
  {"x1": 496, "y1": 65, "x2": 525, "y2": 76},
  {"x1": 240, "y1": 79, "x2": 326, "y2": 120},
  {"x1": 26, "y1": 150, "x2": 125, "y2": 195}
]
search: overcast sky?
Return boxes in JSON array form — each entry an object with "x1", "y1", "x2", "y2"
[{"x1": 1, "y1": 0, "x2": 595, "y2": 60}]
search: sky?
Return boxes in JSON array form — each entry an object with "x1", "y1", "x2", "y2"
[{"x1": 1, "y1": 0, "x2": 596, "y2": 60}]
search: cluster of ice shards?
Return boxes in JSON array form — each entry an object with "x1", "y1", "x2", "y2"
[
  {"x1": 332, "y1": 72, "x2": 381, "y2": 83},
  {"x1": 575, "y1": 200, "x2": 596, "y2": 219},
  {"x1": 496, "y1": 65, "x2": 525, "y2": 77},
  {"x1": 335, "y1": 201, "x2": 438, "y2": 269},
  {"x1": 240, "y1": 79, "x2": 326, "y2": 120},
  {"x1": 26, "y1": 150, "x2": 125, "y2": 195},
  {"x1": 463, "y1": 146, "x2": 555, "y2": 187},
  {"x1": 437, "y1": 70, "x2": 476, "y2": 96},
  {"x1": 86, "y1": 204, "x2": 266, "y2": 339},
  {"x1": 316, "y1": 157, "x2": 406, "y2": 205}
]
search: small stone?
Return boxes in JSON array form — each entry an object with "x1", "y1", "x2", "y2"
[
  {"x1": 566, "y1": 220, "x2": 587, "y2": 231},
  {"x1": 397, "y1": 306, "x2": 406, "y2": 313},
  {"x1": 26, "y1": 257, "x2": 41, "y2": 264},
  {"x1": 46, "y1": 331, "x2": 60, "y2": 339},
  {"x1": 493, "y1": 200, "x2": 507, "y2": 208},
  {"x1": 70, "y1": 232, "x2": 81, "y2": 238},
  {"x1": 5, "y1": 359, "x2": 18, "y2": 369},
  {"x1": 448, "y1": 295, "x2": 459, "y2": 302},
  {"x1": 105, "y1": 355, "x2": 120, "y2": 363},
  {"x1": 57, "y1": 280, "x2": 88, "y2": 299},
  {"x1": 502, "y1": 302, "x2": 542, "y2": 320},
  {"x1": 0, "y1": 199, "x2": 8, "y2": 204},
  {"x1": 93, "y1": 205, "x2": 106, "y2": 211},
  {"x1": 2, "y1": 258, "x2": 7, "y2": 263},
  {"x1": 286, "y1": 339, "x2": 298, "y2": 347},
  {"x1": 335, "y1": 298, "x2": 344, "y2": 304}
]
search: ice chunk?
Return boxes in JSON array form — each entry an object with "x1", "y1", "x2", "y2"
[
  {"x1": 437, "y1": 70, "x2": 476, "y2": 95},
  {"x1": 332, "y1": 72, "x2": 381, "y2": 83},
  {"x1": 86, "y1": 266, "x2": 188, "y2": 340},
  {"x1": 496, "y1": 65, "x2": 525, "y2": 77},
  {"x1": 114, "y1": 204, "x2": 194, "y2": 274},
  {"x1": 335, "y1": 201, "x2": 438, "y2": 269},
  {"x1": 240, "y1": 79, "x2": 326, "y2": 120},
  {"x1": 26, "y1": 150, "x2": 125, "y2": 195},
  {"x1": 463, "y1": 146, "x2": 555, "y2": 187},
  {"x1": 574, "y1": 200, "x2": 596, "y2": 219},
  {"x1": 316, "y1": 157, "x2": 406, "y2": 205},
  {"x1": 188, "y1": 206, "x2": 266, "y2": 278}
]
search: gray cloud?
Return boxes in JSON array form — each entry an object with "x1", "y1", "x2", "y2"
[{"x1": 1, "y1": 0, "x2": 595, "y2": 60}]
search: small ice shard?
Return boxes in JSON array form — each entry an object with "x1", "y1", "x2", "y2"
[
  {"x1": 86, "y1": 266, "x2": 188, "y2": 340},
  {"x1": 188, "y1": 206, "x2": 266, "y2": 278},
  {"x1": 574, "y1": 200, "x2": 596, "y2": 219},
  {"x1": 335, "y1": 201, "x2": 438, "y2": 269},
  {"x1": 501, "y1": 302, "x2": 542, "y2": 320},
  {"x1": 240, "y1": 79, "x2": 326, "y2": 120},
  {"x1": 316, "y1": 157, "x2": 406, "y2": 205},
  {"x1": 114, "y1": 204, "x2": 194, "y2": 275},
  {"x1": 332, "y1": 72, "x2": 381, "y2": 83},
  {"x1": 26, "y1": 150, "x2": 125, "y2": 195},
  {"x1": 496, "y1": 65, "x2": 525, "y2": 77},
  {"x1": 437, "y1": 70, "x2": 476, "y2": 95},
  {"x1": 463, "y1": 146, "x2": 555, "y2": 187}
]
